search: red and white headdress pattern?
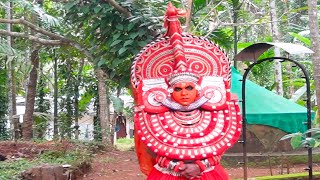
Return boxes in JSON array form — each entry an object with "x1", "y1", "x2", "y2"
[{"x1": 131, "y1": 3, "x2": 231, "y2": 89}]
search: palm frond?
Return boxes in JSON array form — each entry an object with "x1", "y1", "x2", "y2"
[
  {"x1": 12, "y1": 0, "x2": 60, "y2": 27},
  {"x1": 33, "y1": 112, "x2": 53, "y2": 122}
]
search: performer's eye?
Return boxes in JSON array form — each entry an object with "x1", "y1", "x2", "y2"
[
  {"x1": 186, "y1": 85, "x2": 194, "y2": 91},
  {"x1": 174, "y1": 87, "x2": 182, "y2": 92}
]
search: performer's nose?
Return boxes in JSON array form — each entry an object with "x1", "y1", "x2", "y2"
[{"x1": 181, "y1": 89, "x2": 188, "y2": 95}]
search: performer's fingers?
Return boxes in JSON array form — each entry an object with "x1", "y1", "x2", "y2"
[
  {"x1": 189, "y1": 175, "x2": 201, "y2": 179},
  {"x1": 179, "y1": 164, "x2": 187, "y2": 171}
]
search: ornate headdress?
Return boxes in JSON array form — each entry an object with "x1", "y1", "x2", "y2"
[{"x1": 130, "y1": 2, "x2": 231, "y2": 90}]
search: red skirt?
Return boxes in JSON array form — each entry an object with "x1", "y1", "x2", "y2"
[{"x1": 147, "y1": 164, "x2": 229, "y2": 180}]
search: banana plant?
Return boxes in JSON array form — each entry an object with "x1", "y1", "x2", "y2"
[{"x1": 280, "y1": 128, "x2": 320, "y2": 149}]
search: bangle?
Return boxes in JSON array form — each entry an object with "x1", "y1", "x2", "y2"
[
  {"x1": 159, "y1": 156, "x2": 167, "y2": 167},
  {"x1": 162, "y1": 158, "x2": 171, "y2": 168},
  {"x1": 168, "y1": 160, "x2": 177, "y2": 170},
  {"x1": 173, "y1": 161, "x2": 184, "y2": 172},
  {"x1": 156, "y1": 155, "x2": 179, "y2": 169},
  {"x1": 195, "y1": 160, "x2": 206, "y2": 172},
  {"x1": 202, "y1": 159, "x2": 211, "y2": 168},
  {"x1": 207, "y1": 156, "x2": 220, "y2": 166}
]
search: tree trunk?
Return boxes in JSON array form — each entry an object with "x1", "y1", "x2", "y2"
[
  {"x1": 270, "y1": 0, "x2": 284, "y2": 96},
  {"x1": 232, "y1": 1, "x2": 241, "y2": 69},
  {"x1": 22, "y1": 1, "x2": 42, "y2": 140},
  {"x1": 95, "y1": 68, "x2": 111, "y2": 144},
  {"x1": 285, "y1": 63, "x2": 295, "y2": 97},
  {"x1": 74, "y1": 86, "x2": 80, "y2": 140},
  {"x1": 308, "y1": 0, "x2": 320, "y2": 119},
  {"x1": 53, "y1": 50, "x2": 58, "y2": 136},
  {"x1": 6, "y1": 2, "x2": 18, "y2": 139},
  {"x1": 74, "y1": 58, "x2": 85, "y2": 139},
  {"x1": 106, "y1": 90, "x2": 111, "y2": 143},
  {"x1": 22, "y1": 46, "x2": 40, "y2": 140},
  {"x1": 184, "y1": 0, "x2": 193, "y2": 32}
]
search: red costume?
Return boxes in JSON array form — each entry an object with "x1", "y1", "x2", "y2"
[{"x1": 131, "y1": 3, "x2": 242, "y2": 180}]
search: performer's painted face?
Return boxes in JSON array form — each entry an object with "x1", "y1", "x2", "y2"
[{"x1": 172, "y1": 82, "x2": 198, "y2": 106}]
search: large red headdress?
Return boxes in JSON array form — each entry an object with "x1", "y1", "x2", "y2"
[
  {"x1": 131, "y1": 3, "x2": 241, "y2": 166},
  {"x1": 131, "y1": 3, "x2": 231, "y2": 90}
]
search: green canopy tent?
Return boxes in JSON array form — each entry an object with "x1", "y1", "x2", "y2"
[
  {"x1": 231, "y1": 42, "x2": 315, "y2": 134},
  {"x1": 231, "y1": 42, "x2": 314, "y2": 179},
  {"x1": 231, "y1": 67, "x2": 314, "y2": 134}
]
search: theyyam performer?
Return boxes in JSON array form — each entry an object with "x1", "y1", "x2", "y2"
[{"x1": 131, "y1": 2, "x2": 242, "y2": 180}]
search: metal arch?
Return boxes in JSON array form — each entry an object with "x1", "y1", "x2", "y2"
[
  {"x1": 234, "y1": 42, "x2": 314, "y2": 62},
  {"x1": 240, "y1": 57, "x2": 313, "y2": 180}
]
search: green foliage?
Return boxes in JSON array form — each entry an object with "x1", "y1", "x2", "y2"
[
  {"x1": 55, "y1": 49, "x2": 97, "y2": 138},
  {"x1": 33, "y1": 113, "x2": 51, "y2": 139},
  {"x1": 247, "y1": 56, "x2": 275, "y2": 90},
  {"x1": 191, "y1": 1, "x2": 234, "y2": 49},
  {"x1": 79, "y1": 91, "x2": 94, "y2": 112},
  {"x1": 34, "y1": 62, "x2": 51, "y2": 139},
  {"x1": 237, "y1": 36, "x2": 278, "y2": 90},
  {"x1": 284, "y1": 68, "x2": 314, "y2": 102},
  {"x1": 11, "y1": 0, "x2": 60, "y2": 28},
  {"x1": 37, "y1": 150, "x2": 83, "y2": 164},
  {"x1": 64, "y1": 0, "x2": 161, "y2": 88},
  {"x1": 280, "y1": 128, "x2": 320, "y2": 149},
  {"x1": 116, "y1": 137, "x2": 133, "y2": 144},
  {"x1": 0, "y1": 41, "x2": 16, "y2": 57},
  {"x1": 110, "y1": 96, "x2": 124, "y2": 113},
  {"x1": 115, "y1": 138, "x2": 134, "y2": 151},
  {"x1": 58, "y1": 112, "x2": 74, "y2": 139},
  {"x1": 123, "y1": 106, "x2": 134, "y2": 120},
  {"x1": 289, "y1": 32, "x2": 311, "y2": 47},
  {"x1": 0, "y1": 52, "x2": 8, "y2": 140},
  {"x1": 93, "y1": 116, "x2": 102, "y2": 141},
  {"x1": 0, "y1": 142, "x2": 93, "y2": 179},
  {"x1": 0, "y1": 158, "x2": 33, "y2": 180}
]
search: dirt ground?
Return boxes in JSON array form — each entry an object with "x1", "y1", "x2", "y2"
[
  {"x1": 79, "y1": 150, "x2": 320, "y2": 180},
  {"x1": 1, "y1": 141, "x2": 319, "y2": 180}
]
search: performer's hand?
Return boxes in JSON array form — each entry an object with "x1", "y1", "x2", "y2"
[{"x1": 179, "y1": 163, "x2": 202, "y2": 179}]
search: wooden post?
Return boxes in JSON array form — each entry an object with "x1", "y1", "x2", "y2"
[
  {"x1": 12, "y1": 115, "x2": 21, "y2": 141},
  {"x1": 268, "y1": 154, "x2": 273, "y2": 176}
]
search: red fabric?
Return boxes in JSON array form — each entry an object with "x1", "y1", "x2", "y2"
[
  {"x1": 195, "y1": 160, "x2": 206, "y2": 172},
  {"x1": 147, "y1": 164, "x2": 229, "y2": 180},
  {"x1": 134, "y1": 130, "x2": 156, "y2": 176}
]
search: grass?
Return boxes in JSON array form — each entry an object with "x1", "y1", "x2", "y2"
[
  {"x1": 97, "y1": 156, "x2": 117, "y2": 164},
  {"x1": 0, "y1": 151, "x2": 89, "y2": 179},
  {"x1": 222, "y1": 153, "x2": 320, "y2": 168},
  {"x1": 115, "y1": 138, "x2": 134, "y2": 151},
  {"x1": 248, "y1": 172, "x2": 320, "y2": 180},
  {"x1": 0, "y1": 141, "x2": 94, "y2": 180},
  {"x1": 0, "y1": 159, "x2": 34, "y2": 180},
  {"x1": 225, "y1": 153, "x2": 320, "y2": 180}
]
